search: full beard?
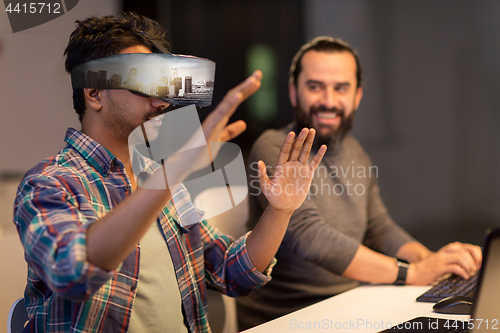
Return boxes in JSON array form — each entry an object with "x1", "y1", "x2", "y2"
[{"x1": 295, "y1": 105, "x2": 355, "y2": 151}]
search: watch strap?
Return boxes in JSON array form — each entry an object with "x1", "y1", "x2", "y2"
[{"x1": 394, "y1": 258, "x2": 409, "y2": 285}]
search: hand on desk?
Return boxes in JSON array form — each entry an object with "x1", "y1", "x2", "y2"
[{"x1": 406, "y1": 242, "x2": 482, "y2": 285}]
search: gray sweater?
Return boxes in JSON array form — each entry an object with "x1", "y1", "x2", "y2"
[{"x1": 237, "y1": 124, "x2": 415, "y2": 329}]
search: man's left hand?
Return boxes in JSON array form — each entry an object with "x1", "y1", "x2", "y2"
[{"x1": 257, "y1": 128, "x2": 327, "y2": 213}]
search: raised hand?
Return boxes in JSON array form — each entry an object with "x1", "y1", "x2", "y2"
[
  {"x1": 202, "y1": 70, "x2": 262, "y2": 144},
  {"x1": 257, "y1": 128, "x2": 327, "y2": 212},
  {"x1": 246, "y1": 128, "x2": 326, "y2": 272},
  {"x1": 151, "y1": 71, "x2": 262, "y2": 190}
]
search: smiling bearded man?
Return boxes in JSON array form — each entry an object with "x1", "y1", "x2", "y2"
[{"x1": 237, "y1": 36, "x2": 482, "y2": 331}]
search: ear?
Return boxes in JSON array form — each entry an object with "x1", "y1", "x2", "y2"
[
  {"x1": 354, "y1": 86, "x2": 363, "y2": 110},
  {"x1": 289, "y1": 83, "x2": 297, "y2": 107},
  {"x1": 84, "y1": 88, "x2": 103, "y2": 111}
]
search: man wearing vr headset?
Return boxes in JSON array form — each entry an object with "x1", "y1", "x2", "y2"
[
  {"x1": 13, "y1": 13, "x2": 326, "y2": 332},
  {"x1": 237, "y1": 36, "x2": 483, "y2": 329}
]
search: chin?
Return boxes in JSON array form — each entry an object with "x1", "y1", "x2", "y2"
[
  {"x1": 318, "y1": 126, "x2": 337, "y2": 136},
  {"x1": 128, "y1": 123, "x2": 160, "y2": 146},
  {"x1": 315, "y1": 127, "x2": 347, "y2": 149},
  {"x1": 314, "y1": 125, "x2": 338, "y2": 138}
]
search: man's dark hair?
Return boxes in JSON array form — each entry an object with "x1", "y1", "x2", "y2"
[
  {"x1": 64, "y1": 12, "x2": 171, "y2": 122},
  {"x1": 289, "y1": 36, "x2": 362, "y2": 88}
]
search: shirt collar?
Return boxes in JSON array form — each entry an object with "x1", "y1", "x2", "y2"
[{"x1": 64, "y1": 128, "x2": 117, "y2": 176}]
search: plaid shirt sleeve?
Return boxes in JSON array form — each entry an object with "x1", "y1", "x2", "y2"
[
  {"x1": 199, "y1": 219, "x2": 276, "y2": 297},
  {"x1": 14, "y1": 168, "x2": 115, "y2": 302}
]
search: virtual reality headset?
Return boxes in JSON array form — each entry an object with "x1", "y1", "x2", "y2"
[{"x1": 71, "y1": 53, "x2": 216, "y2": 107}]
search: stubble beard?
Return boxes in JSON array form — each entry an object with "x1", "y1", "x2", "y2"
[{"x1": 104, "y1": 91, "x2": 163, "y2": 146}]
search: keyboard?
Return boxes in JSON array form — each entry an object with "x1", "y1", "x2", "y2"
[{"x1": 416, "y1": 274, "x2": 478, "y2": 302}]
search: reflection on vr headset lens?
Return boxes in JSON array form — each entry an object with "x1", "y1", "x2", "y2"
[{"x1": 71, "y1": 53, "x2": 216, "y2": 107}]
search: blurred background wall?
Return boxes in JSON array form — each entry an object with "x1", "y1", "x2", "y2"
[{"x1": 1, "y1": 1, "x2": 499, "y2": 326}]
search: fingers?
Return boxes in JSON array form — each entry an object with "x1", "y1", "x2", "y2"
[
  {"x1": 415, "y1": 249, "x2": 478, "y2": 285},
  {"x1": 460, "y1": 243, "x2": 482, "y2": 269},
  {"x1": 277, "y1": 128, "x2": 321, "y2": 162},
  {"x1": 257, "y1": 160, "x2": 271, "y2": 193},
  {"x1": 219, "y1": 120, "x2": 247, "y2": 142},
  {"x1": 440, "y1": 262, "x2": 469, "y2": 280},
  {"x1": 297, "y1": 129, "x2": 316, "y2": 163},
  {"x1": 309, "y1": 145, "x2": 327, "y2": 171},
  {"x1": 275, "y1": 128, "x2": 327, "y2": 172},
  {"x1": 202, "y1": 70, "x2": 262, "y2": 141},
  {"x1": 289, "y1": 128, "x2": 310, "y2": 161},
  {"x1": 211, "y1": 70, "x2": 262, "y2": 120},
  {"x1": 410, "y1": 254, "x2": 469, "y2": 285},
  {"x1": 434, "y1": 252, "x2": 475, "y2": 279},
  {"x1": 443, "y1": 252, "x2": 476, "y2": 278},
  {"x1": 276, "y1": 132, "x2": 296, "y2": 166},
  {"x1": 412, "y1": 242, "x2": 482, "y2": 284},
  {"x1": 438, "y1": 242, "x2": 481, "y2": 275},
  {"x1": 240, "y1": 70, "x2": 263, "y2": 99}
]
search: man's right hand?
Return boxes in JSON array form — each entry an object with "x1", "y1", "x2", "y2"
[
  {"x1": 202, "y1": 70, "x2": 262, "y2": 143},
  {"x1": 159, "y1": 71, "x2": 262, "y2": 189},
  {"x1": 406, "y1": 242, "x2": 482, "y2": 285}
]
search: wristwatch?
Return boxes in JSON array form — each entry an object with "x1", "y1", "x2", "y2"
[{"x1": 394, "y1": 258, "x2": 409, "y2": 285}]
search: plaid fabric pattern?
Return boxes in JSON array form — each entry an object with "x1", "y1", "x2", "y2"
[{"x1": 14, "y1": 128, "x2": 273, "y2": 333}]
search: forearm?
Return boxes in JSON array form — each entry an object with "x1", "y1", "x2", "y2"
[
  {"x1": 87, "y1": 186, "x2": 171, "y2": 271},
  {"x1": 342, "y1": 245, "x2": 400, "y2": 284},
  {"x1": 396, "y1": 241, "x2": 433, "y2": 263},
  {"x1": 246, "y1": 205, "x2": 293, "y2": 273},
  {"x1": 86, "y1": 153, "x2": 199, "y2": 271}
]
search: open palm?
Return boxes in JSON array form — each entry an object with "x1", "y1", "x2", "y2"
[{"x1": 258, "y1": 128, "x2": 326, "y2": 212}]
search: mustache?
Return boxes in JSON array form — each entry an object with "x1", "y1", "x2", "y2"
[
  {"x1": 310, "y1": 106, "x2": 345, "y2": 116},
  {"x1": 144, "y1": 103, "x2": 185, "y2": 120},
  {"x1": 143, "y1": 107, "x2": 168, "y2": 121}
]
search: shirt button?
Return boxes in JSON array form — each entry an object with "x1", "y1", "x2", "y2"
[
  {"x1": 131, "y1": 284, "x2": 137, "y2": 291},
  {"x1": 125, "y1": 185, "x2": 131, "y2": 191}
]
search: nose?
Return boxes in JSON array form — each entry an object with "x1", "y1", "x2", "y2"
[
  {"x1": 151, "y1": 98, "x2": 170, "y2": 110},
  {"x1": 320, "y1": 87, "x2": 340, "y2": 110}
]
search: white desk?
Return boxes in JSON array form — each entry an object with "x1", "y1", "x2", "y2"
[{"x1": 243, "y1": 285, "x2": 470, "y2": 332}]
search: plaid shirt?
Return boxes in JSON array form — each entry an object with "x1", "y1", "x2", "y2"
[{"x1": 14, "y1": 128, "x2": 273, "y2": 333}]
